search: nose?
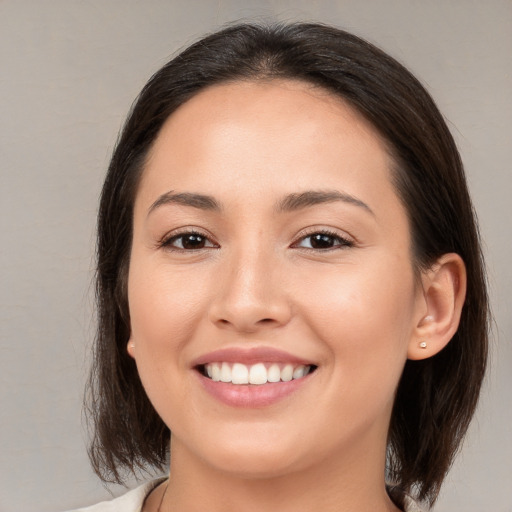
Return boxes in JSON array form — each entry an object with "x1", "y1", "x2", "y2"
[{"x1": 208, "y1": 249, "x2": 292, "y2": 333}]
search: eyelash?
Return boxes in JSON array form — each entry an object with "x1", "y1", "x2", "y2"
[
  {"x1": 292, "y1": 229, "x2": 354, "y2": 251},
  {"x1": 158, "y1": 229, "x2": 354, "y2": 252},
  {"x1": 159, "y1": 230, "x2": 217, "y2": 251}
]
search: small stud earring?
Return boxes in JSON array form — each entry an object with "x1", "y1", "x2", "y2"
[{"x1": 419, "y1": 341, "x2": 427, "y2": 349}]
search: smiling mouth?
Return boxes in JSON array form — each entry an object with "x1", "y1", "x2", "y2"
[{"x1": 197, "y1": 362, "x2": 317, "y2": 385}]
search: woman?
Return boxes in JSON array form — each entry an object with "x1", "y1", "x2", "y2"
[{"x1": 78, "y1": 22, "x2": 488, "y2": 512}]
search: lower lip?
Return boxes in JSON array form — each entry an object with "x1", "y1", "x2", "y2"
[{"x1": 197, "y1": 372, "x2": 312, "y2": 408}]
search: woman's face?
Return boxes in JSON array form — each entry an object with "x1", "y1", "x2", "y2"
[{"x1": 128, "y1": 80, "x2": 427, "y2": 478}]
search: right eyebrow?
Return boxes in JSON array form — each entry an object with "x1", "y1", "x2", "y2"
[{"x1": 147, "y1": 191, "x2": 221, "y2": 217}]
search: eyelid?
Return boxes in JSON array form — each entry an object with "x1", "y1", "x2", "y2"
[
  {"x1": 157, "y1": 226, "x2": 219, "y2": 251},
  {"x1": 156, "y1": 225, "x2": 355, "y2": 252},
  {"x1": 291, "y1": 227, "x2": 355, "y2": 250}
]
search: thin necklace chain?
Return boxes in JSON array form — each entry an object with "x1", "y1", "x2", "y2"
[{"x1": 157, "y1": 480, "x2": 169, "y2": 512}]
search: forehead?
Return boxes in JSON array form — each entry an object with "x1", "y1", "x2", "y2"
[
  {"x1": 137, "y1": 79, "x2": 398, "y2": 217},
  {"x1": 149, "y1": 79, "x2": 388, "y2": 159}
]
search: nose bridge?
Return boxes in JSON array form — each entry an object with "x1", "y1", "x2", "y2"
[
  {"x1": 230, "y1": 244, "x2": 272, "y2": 303},
  {"x1": 209, "y1": 240, "x2": 291, "y2": 331}
]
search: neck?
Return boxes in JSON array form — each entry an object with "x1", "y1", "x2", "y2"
[{"x1": 160, "y1": 432, "x2": 400, "y2": 512}]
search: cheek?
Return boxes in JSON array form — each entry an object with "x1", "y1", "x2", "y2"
[
  {"x1": 301, "y1": 260, "x2": 415, "y2": 335},
  {"x1": 296, "y1": 258, "x2": 416, "y2": 386},
  {"x1": 126, "y1": 261, "x2": 208, "y2": 411},
  {"x1": 127, "y1": 262, "x2": 206, "y2": 421},
  {"x1": 129, "y1": 262, "x2": 205, "y2": 343}
]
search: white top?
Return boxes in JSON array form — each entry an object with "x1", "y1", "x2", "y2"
[
  {"x1": 64, "y1": 479, "x2": 165, "y2": 512},
  {"x1": 65, "y1": 479, "x2": 426, "y2": 512}
]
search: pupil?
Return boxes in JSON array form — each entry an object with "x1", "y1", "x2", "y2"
[
  {"x1": 311, "y1": 234, "x2": 334, "y2": 249},
  {"x1": 183, "y1": 234, "x2": 205, "y2": 249}
]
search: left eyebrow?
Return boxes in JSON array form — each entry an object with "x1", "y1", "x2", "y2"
[{"x1": 275, "y1": 190, "x2": 375, "y2": 216}]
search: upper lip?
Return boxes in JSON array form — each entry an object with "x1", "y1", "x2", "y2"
[{"x1": 191, "y1": 346, "x2": 314, "y2": 368}]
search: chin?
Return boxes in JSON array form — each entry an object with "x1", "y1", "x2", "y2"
[{"x1": 192, "y1": 435, "x2": 310, "y2": 479}]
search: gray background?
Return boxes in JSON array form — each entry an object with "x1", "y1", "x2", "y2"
[{"x1": 0, "y1": 1, "x2": 510, "y2": 511}]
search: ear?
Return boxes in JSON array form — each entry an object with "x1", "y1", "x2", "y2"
[
  {"x1": 408, "y1": 253, "x2": 467, "y2": 360},
  {"x1": 127, "y1": 339, "x2": 136, "y2": 359}
]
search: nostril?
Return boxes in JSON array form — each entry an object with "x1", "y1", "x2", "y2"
[{"x1": 216, "y1": 317, "x2": 275, "y2": 327}]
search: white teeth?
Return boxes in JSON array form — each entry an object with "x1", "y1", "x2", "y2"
[
  {"x1": 203, "y1": 362, "x2": 313, "y2": 385},
  {"x1": 220, "y1": 362, "x2": 231, "y2": 383},
  {"x1": 249, "y1": 363, "x2": 267, "y2": 385},
  {"x1": 231, "y1": 363, "x2": 249, "y2": 384},
  {"x1": 267, "y1": 364, "x2": 281, "y2": 383},
  {"x1": 281, "y1": 364, "x2": 293, "y2": 382},
  {"x1": 211, "y1": 363, "x2": 221, "y2": 381},
  {"x1": 292, "y1": 365, "x2": 306, "y2": 379}
]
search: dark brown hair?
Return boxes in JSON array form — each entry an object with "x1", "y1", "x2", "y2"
[{"x1": 87, "y1": 22, "x2": 488, "y2": 506}]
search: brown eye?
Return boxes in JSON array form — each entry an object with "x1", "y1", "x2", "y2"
[
  {"x1": 295, "y1": 232, "x2": 353, "y2": 250},
  {"x1": 310, "y1": 234, "x2": 337, "y2": 249},
  {"x1": 163, "y1": 232, "x2": 216, "y2": 250}
]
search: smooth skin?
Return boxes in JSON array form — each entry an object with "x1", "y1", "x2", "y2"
[{"x1": 127, "y1": 80, "x2": 466, "y2": 512}]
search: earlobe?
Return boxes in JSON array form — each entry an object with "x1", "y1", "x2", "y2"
[
  {"x1": 408, "y1": 253, "x2": 467, "y2": 361},
  {"x1": 127, "y1": 339, "x2": 136, "y2": 359}
]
